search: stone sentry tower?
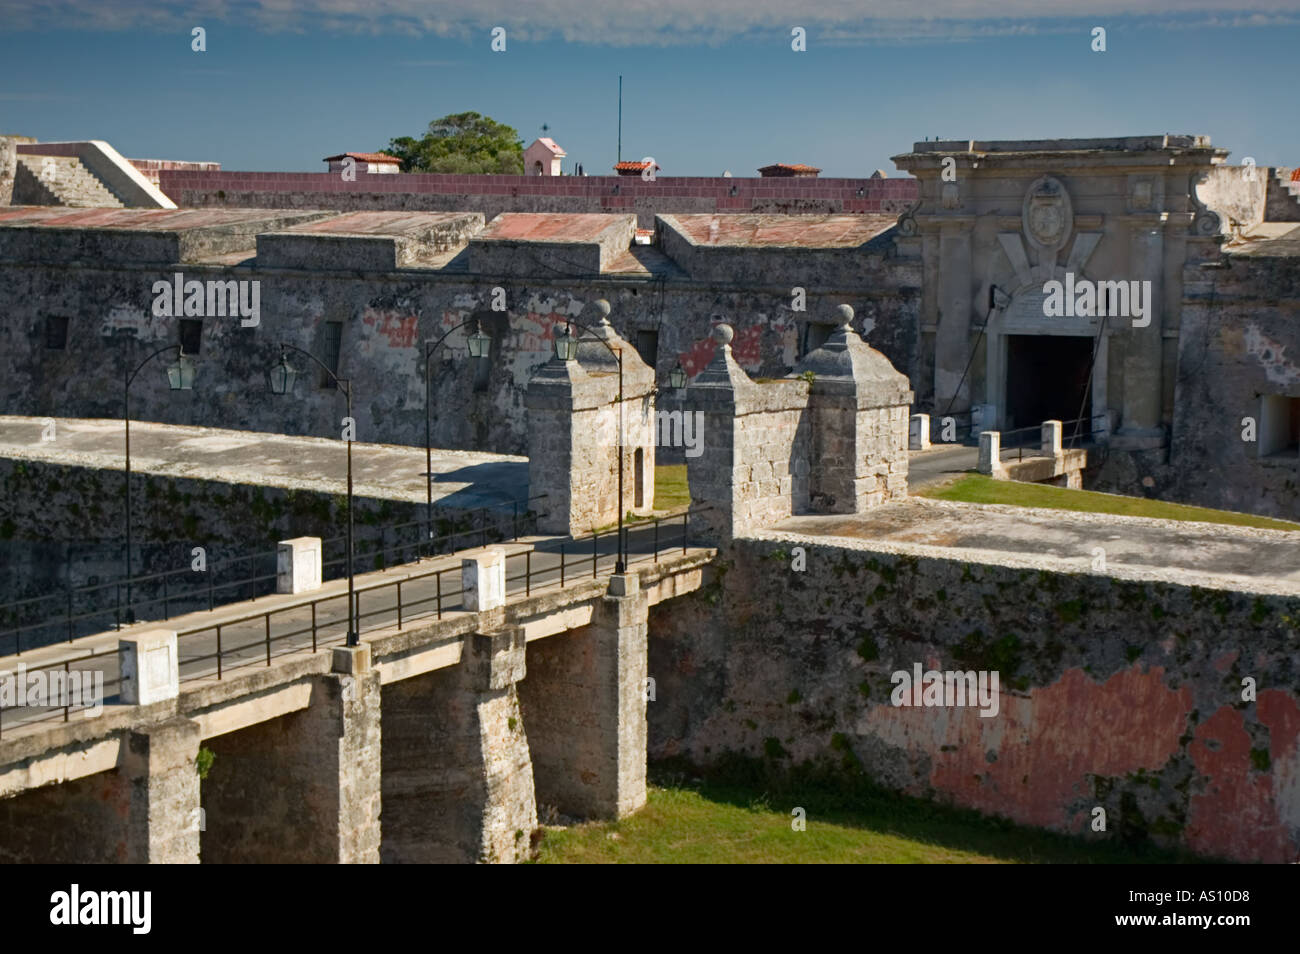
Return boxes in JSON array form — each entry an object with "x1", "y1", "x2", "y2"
[
  {"x1": 683, "y1": 305, "x2": 913, "y2": 544},
  {"x1": 525, "y1": 300, "x2": 657, "y2": 536}
]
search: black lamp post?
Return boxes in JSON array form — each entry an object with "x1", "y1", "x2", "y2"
[
  {"x1": 123, "y1": 345, "x2": 195, "y2": 624},
  {"x1": 267, "y1": 343, "x2": 360, "y2": 647},
  {"x1": 423, "y1": 321, "x2": 491, "y2": 551},
  {"x1": 553, "y1": 310, "x2": 629, "y2": 574}
]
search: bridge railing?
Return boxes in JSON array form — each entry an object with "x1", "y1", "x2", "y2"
[
  {"x1": 0, "y1": 496, "x2": 548, "y2": 657},
  {"x1": 170, "y1": 506, "x2": 708, "y2": 688},
  {"x1": 0, "y1": 646, "x2": 122, "y2": 740},
  {"x1": 996, "y1": 417, "x2": 1109, "y2": 463},
  {"x1": 0, "y1": 505, "x2": 705, "y2": 739}
]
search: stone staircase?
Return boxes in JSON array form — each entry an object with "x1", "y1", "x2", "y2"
[
  {"x1": 1266, "y1": 167, "x2": 1300, "y2": 222},
  {"x1": 13, "y1": 154, "x2": 124, "y2": 208}
]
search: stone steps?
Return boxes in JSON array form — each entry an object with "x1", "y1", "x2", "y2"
[{"x1": 14, "y1": 155, "x2": 124, "y2": 208}]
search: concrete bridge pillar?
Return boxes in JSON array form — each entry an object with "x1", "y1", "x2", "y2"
[
  {"x1": 520, "y1": 573, "x2": 648, "y2": 819},
  {"x1": 380, "y1": 625, "x2": 537, "y2": 863},
  {"x1": 200, "y1": 645, "x2": 381, "y2": 864},
  {"x1": 0, "y1": 716, "x2": 202, "y2": 863}
]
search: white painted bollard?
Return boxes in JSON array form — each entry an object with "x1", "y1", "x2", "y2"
[
  {"x1": 909, "y1": 413, "x2": 931, "y2": 451},
  {"x1": 462, "y1": 548, "x2": 507, "y2": 611},
  {"x1": 978, "y1": 431, "x2": 1003, "y2": 476},
  {"x1": 1041, "y1": 420, "x2": 1063, "y2": 458},
  {"x1": 119, "y1": 629, "x2": 178, "y2": 705},
  {"x1": 277, "y1": 537, "x2": 322, "y2": 594}
]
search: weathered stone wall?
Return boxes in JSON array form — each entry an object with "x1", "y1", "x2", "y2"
[
  {"x1": 0, "y1": 136, "x2": 33, "y2": 207},
  {"x1": 380, "y1": 627, "x2": 536, "y2": 863},
  {"x1": 0, "y1": 258, "x2": 918, "y2": 460},
  {"x1": 0, "y1": 457, "x2": 509, "y2": 651},
  {"x1": 202, "y1": 671, "x2": 381, "y2": 864},
  {"x1": 647, "y1": 534, "x2": 1300, "y2": 863},
  {"x1": 1092, "y1": 249, "x2": 1300, "y2": 520},
  {"x1": 0, "y1": 718, "x2": 201, "y2": 863}
]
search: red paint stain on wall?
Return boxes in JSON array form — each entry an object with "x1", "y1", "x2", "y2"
[
  {"x1": 1186, "y1": 691, "x2": 1300, "y2": 863},
  {"x1": 362, "y1": 308, "x2": 418, "y2": 348},
  {"x1": 865, "y1": 666, "x2": 1192, "y2": 830},
  {"x1": 679, "y1": 337, "x2": 717, "y2": 378}
]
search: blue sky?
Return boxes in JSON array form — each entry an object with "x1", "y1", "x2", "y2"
[{"x1": 2, "y1": 1, "x2": 1299, "y2": 176}]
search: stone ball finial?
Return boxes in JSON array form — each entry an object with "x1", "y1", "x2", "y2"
[
  {"x1": 836, "y1": 303, "x2": 855, "y2": 327},
  {"x1": 712, "y1": 323, "x2": 734, "y2": 345},
  {"x1": 594, "y1": 299, "x2": 611, "y2": 318}
]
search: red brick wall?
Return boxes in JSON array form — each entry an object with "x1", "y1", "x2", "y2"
[{"x1": 158, "y1": 170, "x2": 918, "y2": 217}]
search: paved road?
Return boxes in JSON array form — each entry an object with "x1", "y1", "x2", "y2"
[
  {"x1": 907, "y1": 443, "x2": 981, "y2": 489},
  {"x1": 0, "y1": 517, "x2": 702, "y2": 739}
]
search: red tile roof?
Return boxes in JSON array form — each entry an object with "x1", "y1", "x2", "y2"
[
  {"x1": 614, "y1": 160, "x2": 660, "y2": 175},
  {"x1": 757, "y1": 163, "x2": 822, "y2": 176},
  {"x1": 323, "y1": 152, "x2": 402, "y2": 164},
  {"x1": 1292, "y1": 167, "x2": 1300, "y2": 182}
]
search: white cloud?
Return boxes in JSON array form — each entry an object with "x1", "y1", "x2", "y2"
[{"x1": 2, "y1": 0, "x2": 1299, "y2": 44}]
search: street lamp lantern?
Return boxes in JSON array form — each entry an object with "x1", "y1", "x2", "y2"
[
  {"x1": 668, "y1": 362, "x2": 687, "y2": 390},
  {"x1": 554, "y1": 324, "x2": 580, "y2": 362},
  {"x1": 267, "y1": 342, "x2": 359, "y2": 646},
  {"x1": 267, "y1": 352, "x2": 298, "y2": 395},
  {"x1": 123, "y1": 343, "x2": 198, "y2": 625},
  {"x1": 165, "y1": 352, "x2": 196, "y2": 391},
  {"x1": 467, "y1": 328, "x2": 491, "y2": 359}
]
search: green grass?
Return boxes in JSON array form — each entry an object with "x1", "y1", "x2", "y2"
[
  {"x1": 919, "y1": 474, "x2": 1300, "y2": 532},
  {"x1": 534, "y1": 766, "x2": 1208, "y2": 864},
  {"x1": 654, "y1": 463, "x2": 691, "y2": 512}
]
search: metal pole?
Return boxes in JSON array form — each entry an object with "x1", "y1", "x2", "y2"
[
  {"x1": 425, "y1": 341, "x2": 433, "y2": 557},
  {"x1": 345, "y1": 380, "x2": 357, "y2": 647},
  {"x1": 616, "y1": 348, "x2": 625, "y2": 574},
  {"x1": 124, "y1": 367, "x2": 132, "y2": 623}
]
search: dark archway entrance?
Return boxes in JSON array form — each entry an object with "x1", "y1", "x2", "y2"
[{"x1": 1005, "y1": 335, "x2": 1093, "y2": 434}]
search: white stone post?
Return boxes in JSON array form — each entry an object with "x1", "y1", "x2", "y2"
[
  {"x1": 119, "y1": 629, "x2": 179, "y2": 705},
  {"x1": 462, "y1": 548, "x2": 507, "y2": 612},
  {"x1": 277, "y1": 536, "x2": 322, "y2": 594},
  {"x1": 1041, "y1": 419, "x2": 1063, "y2": 458},
  {"x1": 978, "y1": 431, "x2": 1004, "y2": 477},
  {"x1": 909, "y1": 413, "x2": 931, "y2": 451}
]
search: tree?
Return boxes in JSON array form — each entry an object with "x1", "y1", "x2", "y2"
[{"x1": 386, "y1": 112, "x2": 524, "y2": 174}]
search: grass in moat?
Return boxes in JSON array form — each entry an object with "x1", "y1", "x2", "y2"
[
  {"x1": 533, "y1": 763, "x2": 1208, "y2": 864},
  {"x1": 653, "y1": 463, "x2": 691, "y2": 512},
  {"x1": 919, "y1": 473, "x2": 1300, "y2": 532}
]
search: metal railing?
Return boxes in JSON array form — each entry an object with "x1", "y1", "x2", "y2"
[
  {"x1": 0, "y1": 506, "x2": 708, "y2": 739},
  {"x1": 0, "y1": 495, "x2": 547, "y2": 657},
  {"x1": 997, "y1": 417, "x2": 1109, "y2": 463},
  {"x1": 0, "y1": 646, "x2": 122, "y2": 740}
]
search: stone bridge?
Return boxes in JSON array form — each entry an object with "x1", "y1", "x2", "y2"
[{"x1": 0, "y1": 537, "x2": 713, "y2": 863}]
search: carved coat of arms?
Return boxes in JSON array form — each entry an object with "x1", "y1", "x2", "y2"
[{"x1": 1022, "y1": 175, "x2": 1072, "y2": 253}]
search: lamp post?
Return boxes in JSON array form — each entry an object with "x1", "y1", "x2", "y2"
[
  {"x1": 422, "y1": 321, "x2": 491, "y2": 552},
  {"x1": 553, "y1": 308, "x2": 631, "y2": 573},
  {"x1": 123, "y1": 345, "x2": 195, "y2": 624},
  {"x1": 267, "y1": 343, "x2": 360, "y2": 647}
]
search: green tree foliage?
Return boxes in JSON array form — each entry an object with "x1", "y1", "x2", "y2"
[{"x1": 386, "y1": 112, "x2": 524, "y2": 174}]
